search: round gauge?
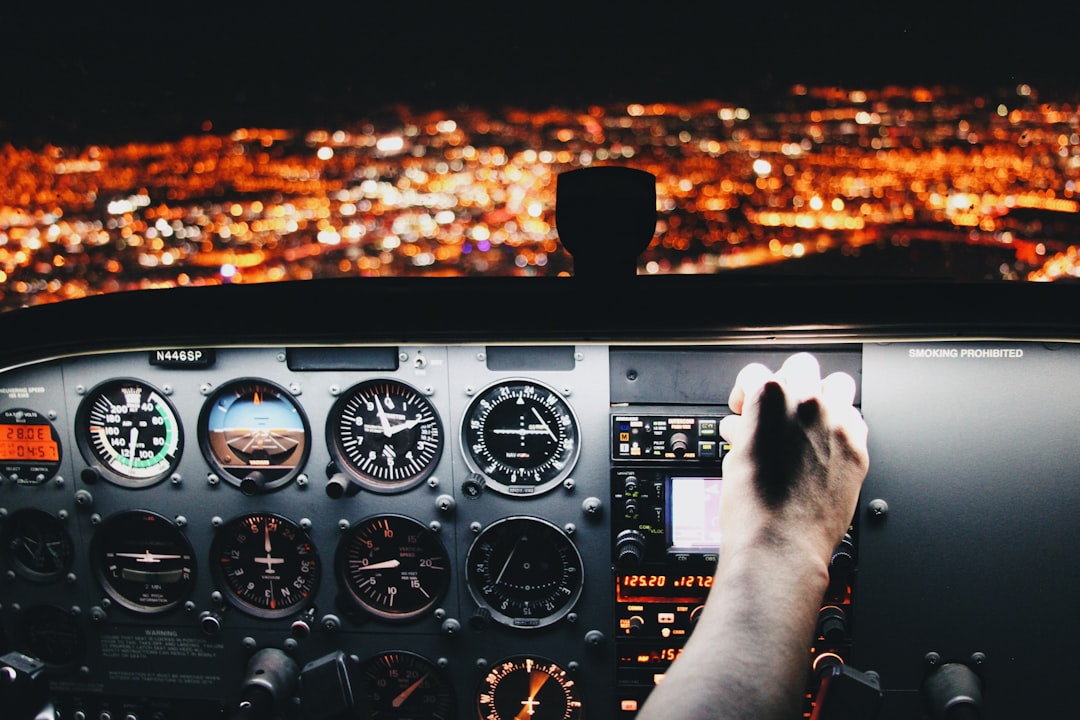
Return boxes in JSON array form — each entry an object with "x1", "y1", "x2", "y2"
[
  {"x1": 200, "y1": 379, "x2": 310, "y2": 493},
  {"x1": 0, "y1": 408, "x2": 62, "y2": 485},
  {"x1": 76, "y1": 379, "x2": 183, "y2": 487},
  {"x1": 19, "y1": 604, "x2": 86, "y2": 672},
  {"x1": 477, "y1": 656, "x2": 584, "y2": 720},
  {"x1": 212, "y1": 512, "x2": 320, "y2": 618},
  {"x1": 335, "y1": 514, "x2": 450, "y2": 621},
  {"x1": 92, "y1": 510, "x2": 195, "y2": 614},
  {"x1": 461, "y1": 380, "x2": 580, "y2": 496},
  {"x1": 356, "y1": 651, "x2": 455, "y2": 720},
  {"x1": 328, "y1": 379, "x2": 443, "y2": 493},
  {"x1": 465, "y1": 516, "x2": 583, "y2": 629},
  {"x1": 3, "y1": 508, "x2": 75, "y2": 582}
]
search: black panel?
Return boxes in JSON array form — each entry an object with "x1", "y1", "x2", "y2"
[
  {"x1": 484, "y1": 345, "x2": 577, "y2": 371},
  {"x1": 610, "y1": 347, "x2": 862, "y2": 405},
  {"x1": 286, "y1": 346, "x2": 399, "y2": 370},
  {"x1": 857, "y1": 342, "x2": 1080, "y2": 719}
]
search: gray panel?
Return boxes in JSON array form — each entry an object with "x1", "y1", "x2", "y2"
[{"x1": 856, "y1": 342, "x2": 1080, "y2": 719}]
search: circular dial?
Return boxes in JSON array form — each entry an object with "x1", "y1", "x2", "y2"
[
  {"x1": 477, "y1": 656, "x2": 584, "y2": 720},
  {"x1": 19, "y1": 604, "x2": 86, "y2": 672},
  {"x1": 461, "y1": 380, "x2": 580, "y2": 496},
  {"x1": 92, "y1": 510, "x2": 195, "y2": 613},
  {"x1": 328, "y1": 379, "x2": 443, "y2": 493},
  {"x1": 76, "y1": 379, "x2": 183, "y2": 487},
  {"x1": 0, "y1": 408, "x2": 62, "y2": 484},
  {"x1": 357, "y1": 651, "x2": 455, "y2": 720},
  {"x1": 465, "y1": 516, "x2": 583, "y2": 628},
  {"x1": 200, "y1": 379, "x2": 310, "y2": 492},
  {"x1": 335, "y1": 514, "x2": 450, "y2": 621},
  {"x1": 3, "y1": 508, "x2": 75, "y2": 582},
  {"x1": 212, "y1": 512, "x2": 320, "y2": 618}
]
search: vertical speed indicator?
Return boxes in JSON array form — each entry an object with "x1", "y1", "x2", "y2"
[{"x1": 461, "y1": 380, "x2": 580, "y2": 497}]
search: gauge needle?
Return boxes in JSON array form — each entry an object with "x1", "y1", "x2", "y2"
[
  {"x1": 264, "y1": 522, "x2": 272, "y2": 553},
  {"x1": 128, "y1": 426, "x2": 139, "y2": 464},
  {"x1": 495, "y1": 536, "x2": 524, "y2": 584},
  {"x1": 375, "y1": 396, "x2": 392, "y2": 435},
  {"x1": 531, "y1": 407, "x2": 558, "y2": 441},
  {"x1": 386, "y1": 416, "x2": 422, "y2": 436},
  {"x1": 348, "y1": 558, "x2": 401, "y2": 571},
  {"x1": 391, "y1": 673, "x2": 429, "y2": 708},
  {"x1": 515, "y1": 672, "x2": 549, "y2": 719}
]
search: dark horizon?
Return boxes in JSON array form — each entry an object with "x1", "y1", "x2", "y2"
[{"x1": 3, "y1": 3, "x2": 1077, "y2": 146}]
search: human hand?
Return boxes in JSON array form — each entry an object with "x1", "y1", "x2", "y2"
[{"x1": 717, "y1": 353, "x2": 869, "y2": 564}]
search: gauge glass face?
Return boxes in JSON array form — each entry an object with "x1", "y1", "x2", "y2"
[
  {"x1": 19, "y1": 604, "x2": 86, "y2": 672},
  {"x1": 212, "y1": 512, "x2": 320, "y2": 618},
  {"x1": 92, "y1": 510, "x2": 195, "y2": 613},
  {"x1": 335, "y1": 514, "x2": 450, "y2": 621},
  {"x1": 477, "y1": 656, "x2": 584, "y2": 720},
  {"x1": 461, "y1": 380, "x2": 580, "y2": 496},
  {"x1": 465, "y1": 516, "x2": 583, "y2": 629},
  {"x1": 200, "y1": 379, "x2": 310, "y2": 491},
  {"x1": 328, "y1": 379, "x2": 443, "y2": 493},
  {"x1": 76, "y1": 379, "x2": 183, "y2": 487},
  {"x1": 3, "y1": 508, "x2": 74, "y2": 582},
  {"x1": 357, "y1": 651, "x2": 455, "y2": 720},
  {"x1": 0, "y1": 408, "x2": 62, "y2": 485}
]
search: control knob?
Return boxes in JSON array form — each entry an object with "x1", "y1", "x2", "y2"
[
  {"x1": 830, "y1": 534, "x2": 856, "y2": 575},
  {"x1": 616, "y1": 529, "x2": 647, "y2": 568},
  {"x1": 669, "y1": 432, "x2": 690, "y2": 456}
]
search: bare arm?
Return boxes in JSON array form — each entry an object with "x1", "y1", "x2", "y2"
[{"x1": 636, "y1": 352, "x2": 869, "y2": 720}]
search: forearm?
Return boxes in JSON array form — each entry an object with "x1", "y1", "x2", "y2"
[{"x1": 636, "y1": 540, "x2": 831, "y2": 720}]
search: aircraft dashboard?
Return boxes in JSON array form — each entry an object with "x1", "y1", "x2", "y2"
[{"x1": 0, "y1": 275, "x2": 1077, "y2": 720}]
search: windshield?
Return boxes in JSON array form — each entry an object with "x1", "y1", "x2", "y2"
[{"x1": 2, "y1": 5, "x2": 1078, "y2": 311}]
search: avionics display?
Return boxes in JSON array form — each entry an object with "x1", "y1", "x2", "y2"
[{"x1": 669, "y1": 476, "x2": 724, "y2": 550}]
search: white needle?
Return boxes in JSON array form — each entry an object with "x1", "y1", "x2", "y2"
[
  {"x1": 531, "y1": 407, "x2": 558, "y2": 441},
  {"x1": 375, "y1": 395, "x2": 392, "y2": 435},
  {"x1": 348, "y1": 558, "x2": 401, "y2": 571},
  {"x1": 115, "y1": 551, "x2": 183, "y2": 562},
  {"x1": 128, "y1": 426, "x2": 139, "y2": 464},
  {"x1": 495, "y1": 537, "x2": 524, "y2": 584}
]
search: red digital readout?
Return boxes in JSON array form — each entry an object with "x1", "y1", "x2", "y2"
[{"x1": 0, "y1": 424, "x2": 59, "y2": 462}]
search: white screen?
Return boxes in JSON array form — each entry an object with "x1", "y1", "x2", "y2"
[{"x1": 670, "y1": 476, "x2": 724, "y2": 549}]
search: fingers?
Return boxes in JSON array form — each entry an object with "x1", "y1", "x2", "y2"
[
  {"x1": 727, "y1": 362, "x2": 773, "y2": 414},
  {"x1": 722, "y1": 354, "x2": 863, "y2": 445},
  {"x1": 773, "y1": 352, "x2": 822, "y2": 403}
]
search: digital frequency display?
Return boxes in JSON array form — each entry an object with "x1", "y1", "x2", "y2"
[
  {"x1": 669, "y1": 476, "x2": 724, "y2": 549},
  {"x1": 0, "y1": 423, "x2": 60, "y2": 462}
]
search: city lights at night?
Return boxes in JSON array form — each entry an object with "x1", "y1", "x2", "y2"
[{"x1": 2, "y1": 4, "x2": 1078, "y2": 310}]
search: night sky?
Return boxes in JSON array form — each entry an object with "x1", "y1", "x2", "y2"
[{"x1": 2, "y1": 2, "x2": 1077, "y2": 145}]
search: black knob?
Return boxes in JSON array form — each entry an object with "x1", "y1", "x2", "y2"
[
  {"x1": 830, "y1": 534, "x2": 856, "y2": 575},
  {"x1": 470, "y1": 607, "x2": 492, "y2": 631},
  {"x1": 462, "y1": 473, "x2": 486, "y2": 498},
  {"x1": 669, "y1": 432, "x2": 690, "y2": 456},
  {"x1": 616, "y1": 529, "x2": 647, "y2": 568},
  {"x1": 627, "y1": 615, "x2": 645, "y2": 633},
  {"x1": 624, "y1": 499, "x2": 639, "y2": 517},
  {"x1": 200, "y1": 611, "x2": 222, "y2": 636},
  {"x1": 923, "y1": 663, "x2": 983, "y2": 720},
  {"x1": 325, "y1": 473, "x2": 350, "y2": 499},
  {"x1": 240, "y1": 471, "x2": 267, "y2": 496},
  {"x1": 817, "y1": 606, "x2": 848, "y2": 643},
  {"x1": 624, "y1": 477, "x2": 639, "y2": 494}
]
